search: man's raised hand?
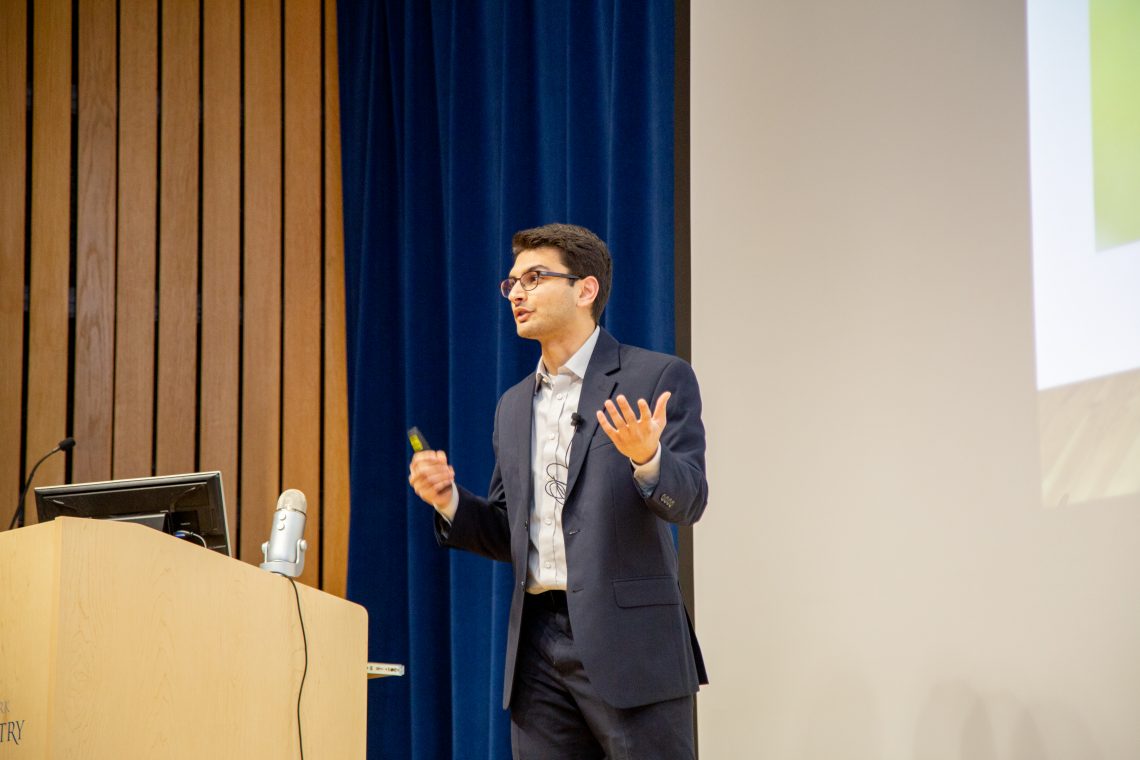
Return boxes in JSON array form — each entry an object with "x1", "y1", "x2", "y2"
[{"x1": 596, "y1": 391, "x2": 671, "y2": 465}]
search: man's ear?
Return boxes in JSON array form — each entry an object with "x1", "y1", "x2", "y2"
[{"x1": 577, "y1": 276, "x2": 599, "y2": 309}]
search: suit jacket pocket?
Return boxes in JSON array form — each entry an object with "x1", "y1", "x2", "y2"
[{"x1": 613, "y1": 576, "x2": 681, "y2": 608}]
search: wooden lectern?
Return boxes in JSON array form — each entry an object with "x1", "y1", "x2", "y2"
[{"x1": 0, "y1": 517, "x2": 368, "y2": 758}]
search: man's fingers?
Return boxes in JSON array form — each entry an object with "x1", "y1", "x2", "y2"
[
  {"x1": 596, "y1": 409, "x2": 618, "y2": 436},
  {"x1": 411, "y1": 450, "x2": 445, "y2": 470},
  {"x1": 653, "y1": 391, "x2": 671, "y2": 425},
  {"x1": 424, "y1": 467, "x2": 452, "y2": 486},
  {"x1": 616, "y1": 395, "x2": 638, "y2": 423},
  {"x1": 637, "y1": 398, "x2": 652, "y2": 421},
  {"x1": 411, "y1": 450, "x2": 447, "y2": 470},
  {"x1": 409, "y1": 451, "x2": 454, "y2": 504},
  {"x1": 603, "y1": 399, "x2": 625, "y2": 428},
  {"x1": 409, "y1": 465, "x2": 454, "y2": 506}
]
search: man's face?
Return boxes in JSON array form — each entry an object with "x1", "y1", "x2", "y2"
[{"x1": 506, "y1": 247, "x2": 582, "y2": 341}]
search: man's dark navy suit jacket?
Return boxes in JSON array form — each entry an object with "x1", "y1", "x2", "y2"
[{"x1": 436, "y1": 328, "x2": 709, "y2": 710}]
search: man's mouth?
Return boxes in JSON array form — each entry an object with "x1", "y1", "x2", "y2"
[{"x1": 514, "y1": 309, "x2": 532, "y2": 322}]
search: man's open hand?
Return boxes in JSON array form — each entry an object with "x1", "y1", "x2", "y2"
[{"x1": 596, "y1": 392, "x2": 671, "y2": 465}]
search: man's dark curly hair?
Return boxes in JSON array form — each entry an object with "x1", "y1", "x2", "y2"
[{"x1": 511, "y1": 223, "x2": 612, "y2": 323}]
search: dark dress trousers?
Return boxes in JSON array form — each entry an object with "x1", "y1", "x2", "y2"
[{"x1": 436, "y1": 329, "x2": 709, "y2": 710}]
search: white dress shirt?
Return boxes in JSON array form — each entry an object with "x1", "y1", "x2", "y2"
[{"x1": 439, "y1": 326, "x2": 662, "y2": 592}]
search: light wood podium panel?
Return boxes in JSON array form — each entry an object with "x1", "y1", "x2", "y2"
[{"x1": 0, "y1": 517, "x2": 367, "y2": 758}]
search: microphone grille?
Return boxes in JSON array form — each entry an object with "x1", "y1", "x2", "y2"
[{"x1": 277, "y1": 488, "x2": 308, "y2": 514}]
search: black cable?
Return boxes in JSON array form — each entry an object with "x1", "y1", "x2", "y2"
[
  {"x1": 287, "y1": 576, "x2": 309, "y2": 760},
  {"x1": 9, "y1": 440, "x2": 73, "y2": 530},
  {"x1": 543, "y1": 438, "x2": 573, "y2": 506}
]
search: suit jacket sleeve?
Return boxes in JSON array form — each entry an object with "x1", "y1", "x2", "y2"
[{"x1": 433, "y1": 398, "x2": 513, "y2": 563}]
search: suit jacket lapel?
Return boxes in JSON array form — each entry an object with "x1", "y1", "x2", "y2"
[{"x1": 566, "y1": 330, "x2": 620, "y2": 497}]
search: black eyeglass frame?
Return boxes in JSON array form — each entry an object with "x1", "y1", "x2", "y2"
[{"x1": 500, "y1": 270, "x2": 582, "y2": 298}]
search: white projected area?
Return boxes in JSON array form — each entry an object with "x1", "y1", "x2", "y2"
[
  {"x1": 1029, "y1": 0, "x2": 1140, "y2": 390},
  {"x1": 1029, "y1": 0, "x2": 1140, "y2": 507}
]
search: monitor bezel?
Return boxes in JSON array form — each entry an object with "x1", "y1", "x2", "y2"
[{"x1": 34, "y1": 471, "x2": 232, "y2": 557}]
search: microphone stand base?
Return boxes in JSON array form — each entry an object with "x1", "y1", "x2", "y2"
[{"x1": 260, "y1": 558, "x2": 305, "y2": 578}]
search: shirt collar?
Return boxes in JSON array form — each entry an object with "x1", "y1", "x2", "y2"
[{"x1": 533, "y1": 326, "x2": 602, "y2": 392}]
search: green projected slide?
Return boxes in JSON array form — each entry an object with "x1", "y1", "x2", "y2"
[{"x1": 1091, "y1": 0, "x2": 1140, "y2": 252}]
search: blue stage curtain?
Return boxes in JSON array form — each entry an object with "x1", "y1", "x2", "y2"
[{"x1": 337, "y1": 2, "x2": 675, "y2": 757}]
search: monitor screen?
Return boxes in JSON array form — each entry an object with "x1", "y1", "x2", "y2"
[{"x1": 35, "y1": 472, "x2": 232, "y2": 557}]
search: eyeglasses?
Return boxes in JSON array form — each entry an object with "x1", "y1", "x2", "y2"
[{"x1": 500, "y1": 270, "x2": 581, "y2": 298}]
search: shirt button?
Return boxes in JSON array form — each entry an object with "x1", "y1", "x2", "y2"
[
  {"x1": 556, "y1": 393, "x2": 564, "y2": 400},
  {"x1": 544, "y1": 562, "x2": 552, "y2": 569},
  {"x1": 544, "y1": 518, "x2": 552, "y2": 525},
  {"x1": 548, "y1": 433, "x2": 555, "y2": 440}
]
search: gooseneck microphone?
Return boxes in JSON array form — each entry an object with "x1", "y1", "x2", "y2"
[
  {"x1": 260, "y1": 489, "x2": 309, "y2": 578},
  {"x1": 8, "y1": 437, "x2": 76, "y2": 531}
]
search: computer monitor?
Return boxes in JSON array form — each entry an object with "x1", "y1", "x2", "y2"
[{"x1": 35, "y1": 471, "x2": 232, "y2": 557}]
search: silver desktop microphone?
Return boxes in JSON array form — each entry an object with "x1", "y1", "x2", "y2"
[{"x1": 260, "y1": 489, "x2": 308, "y2": 578}]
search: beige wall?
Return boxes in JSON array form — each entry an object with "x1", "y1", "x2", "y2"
[{"x1": 691, "y1": 1, "x2": 1140, "y2": 757}]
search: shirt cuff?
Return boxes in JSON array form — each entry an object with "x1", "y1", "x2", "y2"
[
  {"x1": 436, "y1": 484, "x2": 459, "y2": 523},
  {"x1": 631, "y1": 445, "x2": 662, "y2": 496}
]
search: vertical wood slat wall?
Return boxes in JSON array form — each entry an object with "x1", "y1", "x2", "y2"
[
  {"x1": 0, "y1": 0, "x2": 352, "y2": 597},
  {"x1": 0, "y1": 1, "x2": 28, "y2": 517}
]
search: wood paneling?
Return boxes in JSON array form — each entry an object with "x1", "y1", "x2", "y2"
[
  {"x1": 284, "y1": 0, "x2": 323, "y2": 587},
  {"x1": 115, "y1": 0, "x2": 158, "y2": 479},
  {"x1": 200, "y1": 0, "x2": 242, "y2": 545},
  {"x1": 156, "y1": 0, "x2": 201, "y2": 474},
  {"x1": 26, "y1": 0, "x2": 73, "y2": 504},
  {"x1": 74, "y1": 0, "x2": 118, "y2": 484},
  {"x1": 242, "y1": 0, "x2": 284, "y2": 563},
  {"x1": 0, "y1": 1, "x2": 28, "y2": 504},
  {"x1": 323, "y1": 0, "x2": 351, "y2": 599},
  {"x1": 2, "y1": 0, "x2": 353, "y2": 593}
]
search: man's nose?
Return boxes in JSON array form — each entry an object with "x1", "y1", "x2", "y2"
[{"x1": 510, "y1": 284, "x2": 527, "y2": 305}]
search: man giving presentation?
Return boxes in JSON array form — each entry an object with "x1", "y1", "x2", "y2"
[{"x1": 409, "y1": 223, "x2": 708, "y2": 759}]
